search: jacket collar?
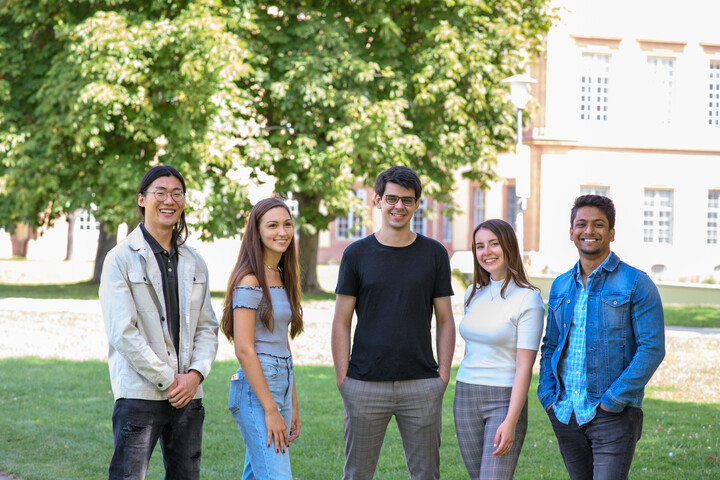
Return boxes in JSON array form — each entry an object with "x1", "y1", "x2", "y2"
[{"x1": 572, "y1": 251, "x2": 619, "y2": 284}]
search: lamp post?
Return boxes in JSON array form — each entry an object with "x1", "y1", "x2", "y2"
[{"x1": 502, "y1": 74, "x2": 536, "y2": 260}]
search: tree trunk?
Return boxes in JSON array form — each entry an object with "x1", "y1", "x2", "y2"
[
  {"x1": 298, "y1": 227, "x2": 322, "y2": 292},
  {"x1": 64, "y1": 211, "x2": 76, "y2": 261},
  {"x1": 92, "y1": 222, "x2": 117, "y2": 285},
  {"x1": 10, "y1": 222, "x2": 35, "y2": 257},
  {"x1": 295, "y1": 192, "x2": 324, "y2": 293}
]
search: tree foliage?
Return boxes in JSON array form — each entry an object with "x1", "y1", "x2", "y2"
[
  {"x1": 203, "y1": 0, "x2": 552, "y2": 290},
  {"x1": 0, "y1": 0, "x2": 260, "y2": 279},
  {"x1": 0, "y1": 0, "x2": 552, "y2": 289}
]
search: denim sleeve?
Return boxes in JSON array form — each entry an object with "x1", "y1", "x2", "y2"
[
  {"x1": 600, "y1": 273, "x2": 665, "y2": 411},
  {"x1": 537, "y1": 299, "x2": 560, "y2": 409}
]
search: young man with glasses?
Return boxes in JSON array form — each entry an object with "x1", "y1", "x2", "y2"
[
  {"x1": 331, "y1": 166, "x2": 456, "y2": 479},
  {"x1": 100, "y1": 165, "x2": 219, "y2": 480}
]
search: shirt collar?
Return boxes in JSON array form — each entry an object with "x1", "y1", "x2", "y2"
[
  {"x1": 573, "y1": 251, "x2": 614, "y2": 286},
  {"x1": 139, "y1": 222, "x2": 175, "y2": 256}
]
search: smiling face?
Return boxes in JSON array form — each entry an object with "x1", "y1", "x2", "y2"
[
  {"x1": 474, "y1": 227, "x2": 507, "y2": 281},
  {"x1": 375, "y1": 182, "x2": 418, "y2": 231},
  {"x1": 137, "y1": 175, "x2": 185, "y2": 234},
  {"x1": 258, "y1": 206, "x2": 294, "y2": 258},
  {"x1": 570, "y1": 206, "x2": 615, "y2": 261}
]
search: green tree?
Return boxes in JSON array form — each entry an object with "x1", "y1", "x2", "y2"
[
  {"x1": 0, "y1": 0, "x2": 259, "y2": 282},
  {"x1": 209, "y1": 0, "x2": 552, "y2": 291}
]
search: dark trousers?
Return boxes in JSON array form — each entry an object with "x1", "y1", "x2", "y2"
[
  {"x1": 109, "y1": 398, "x2": 205, "y2": 480},
  {"x1": 548, "y1": 406, "x2": 643, "y2": 480}
]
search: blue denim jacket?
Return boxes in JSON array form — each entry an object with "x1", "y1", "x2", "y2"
[{"x1": 537, "y1": 252, "x2": 665, "y2": 412}]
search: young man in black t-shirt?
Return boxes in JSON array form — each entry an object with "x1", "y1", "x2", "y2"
[{"x1": 331, "y1": 166, "x2": 456, "y2": 480}]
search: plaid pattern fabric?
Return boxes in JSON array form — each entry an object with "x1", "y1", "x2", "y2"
[
  {"x1": 553, "y1": 264, "x2": 602, "y2": 425},
  {"x1": 453, "y1": 381, "x2": 528, "y2": 479}
]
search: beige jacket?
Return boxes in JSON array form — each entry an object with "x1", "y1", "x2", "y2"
[{"x1": 99, "y1": 226, "x2": 219, "y2": 401}]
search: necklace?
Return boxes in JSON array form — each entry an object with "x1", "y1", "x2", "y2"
[{"x1": 265, "y1": 263, "x2": 281, "y2": 273}]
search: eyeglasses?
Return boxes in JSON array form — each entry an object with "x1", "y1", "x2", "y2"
[
  {"x1": 144, "y1": 190, "x2": 185, "y2": 202},
  {"x1": 384, "y1": 194, "x2": 417, "y2": 206}
]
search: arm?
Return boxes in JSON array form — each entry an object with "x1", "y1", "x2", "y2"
[
  {"x1": 537, "y1": 302, "x2": 560, "y2": 411},
  {"x1": 187, "y1": 258, "x2": 220, "y2": 379},
  {"x1": 331, "y1": 294, "x2": 356, "y2": 389},
  {"x1": 600, "y1": 275, "x2": 665, "y2": 411},
  {"x1": 433, "y1": 296, "x2": 456, "y2": 386},
  {"x1": 234, "y1": 278, "x2": 289, "y2": 453},
  {"x1": 493, "y1": 348, "x2": 536, "y2": 456},
  {"x1": 287, "y1": 342, "x2": 301, "y2": 442}
]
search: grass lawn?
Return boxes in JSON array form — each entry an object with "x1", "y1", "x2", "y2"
[{"x1": 1, "y1": 359, "x2": 719, "y2": 480}]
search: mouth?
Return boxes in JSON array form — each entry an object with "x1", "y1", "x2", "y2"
[
  {"x1": 483, "y1": 258, "x2": 498, "y2": 266},
  {"x1": 159, "y1": 209, "x2": 176, "y2": 216},
  {"x1": 580, "y1": 237, "x2": 599, "y2": 244}
]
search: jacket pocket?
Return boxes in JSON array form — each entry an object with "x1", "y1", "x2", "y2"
[
  {"x1": 190, "y1": 273, "x2": 207, "y2": 308},
  {"x1": 600, "y1": 293, "x2": 631, "y2": 327},
  {"x1": 128, "y1": 271, "x2": 159, "y2": 312}
]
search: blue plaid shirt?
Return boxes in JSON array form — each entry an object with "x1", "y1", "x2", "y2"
[{"x1": 553, "y1": 258, "x2": 609, "y2": 425}]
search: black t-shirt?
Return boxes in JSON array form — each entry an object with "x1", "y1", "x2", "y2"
[{"x1": 335, "y1": 234, "x2": 454, "y2": 381}]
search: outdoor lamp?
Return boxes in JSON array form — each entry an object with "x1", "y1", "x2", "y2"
[{"x1": 502, "y1": 73, "x2": 536, "y2": 256}]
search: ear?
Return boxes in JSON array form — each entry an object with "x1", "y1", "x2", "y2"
[
  {"x1": 569, "y1": 227, "x2": 573, "y2": 242},
  {"x1": 609, "y1": 228, "x2": 615, "y2": 242},
  {"x1": 374, "y1": 194, "x2": 382, "y2": 209},
  {"x1": 138, "y1": 193, "x2": 145, "y2": 208}
]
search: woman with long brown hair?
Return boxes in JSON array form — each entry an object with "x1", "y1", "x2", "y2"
[
  {"x1": 453, "y1": 219, "x2": 544, "y2": 479},
  {"x1": 221, "y1": 197, "x2": 303, "y2": 479}
]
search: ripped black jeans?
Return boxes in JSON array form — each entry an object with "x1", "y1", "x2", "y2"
[{"x1": 109, "y1": 398, "x2": 205, "y2": 480}]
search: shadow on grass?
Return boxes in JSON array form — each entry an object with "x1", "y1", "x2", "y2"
[
  {"x1": 0, "y1": 281, "x2": 99, "y2": 300},
  {"x1": 1, "y1": 359, "x2": 719, "y2": 480}
]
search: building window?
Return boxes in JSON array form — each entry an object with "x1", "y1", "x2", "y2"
[
  {"x1": 275, "y1": 192, "x2": 299, "y2": 218},
  {"x1": 336, "y1": 189, "x2": 367, "y2": 240},
  {"x1": 78, "y1": 209, "x2": 99, "y2": 231},
  {"x1": 442, "y1": 215, "x2": 452, "y2": 243},
  {"x1": 709, "y1": 61, "x2": 720, "y2": 126},
  {"x1": 647, "y1": 56, "x2": 675, "y2": 124},
  {"x1": 411, "y1": 198, "x2": 427, "y2": 236},
  {"x1": 580, "y1": 185, "x2": 610, "y2": 197},
  {"x1": 580, "y1": 53, "x2": 610, "y2": 121},
  {"x1": 708, "y1": 190, "x2": 720, "y2": 244},
  {"x1": 473, "y1": 188, "x2": 485, "y2": 227},
  {"x1": 506, "y1": 185, "x2": 520, "y2": 231},
  {"x1": 643, "y1": 189, "x2": 673, "y2": 244}
]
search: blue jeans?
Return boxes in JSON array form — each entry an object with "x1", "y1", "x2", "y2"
[
  {"x1": 548, "y1": 406, "x2": 643, "y2": 480},
  {"x1": 108, "y1": 398, "x2": 205, "y2": 480},
  {"x1": 228, "y1": 354, "x2": 294, "y2": 480}
]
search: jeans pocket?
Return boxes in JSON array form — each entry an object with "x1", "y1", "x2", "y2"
[
  {"x1": 261, "y1": 362, "x2": 280, "y2": 379},
  {"x1": 228, "y1": 378, "x2": 244, "y2": 414}
]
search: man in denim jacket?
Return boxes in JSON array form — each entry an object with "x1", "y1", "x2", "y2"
[
  {"x1": 538, "y1": 195, "x2": 665, "y2": 480},
  {"x1": 100, "y1": 165, "x2": 218, "y2": 480}
]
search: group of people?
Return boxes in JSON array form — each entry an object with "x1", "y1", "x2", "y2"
[{"x1": 100, "y1": 164, "x2": 665, "y2": 479}]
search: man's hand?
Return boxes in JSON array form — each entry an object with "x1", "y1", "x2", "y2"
[{"x1": 166, "y1": 370, "x2": 202, "y2": 408}]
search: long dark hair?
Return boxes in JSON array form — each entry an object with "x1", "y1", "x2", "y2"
[
  {"x1": 137, "y1": 165, "x2": 188, "y2": 247},
  {"x1": 465, "y1": 218, "x2": 537, "y2": 307},
  {"x1": 220, "y1": 197, "x2": 303, "y2": 342}
]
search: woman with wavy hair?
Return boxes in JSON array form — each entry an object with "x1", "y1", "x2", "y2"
[
  {"x1": 453, "y1": 219, "x2": 544, "y2": 479},
  {"x1": 221, "y1": 197, "x2": 303, "y2": 479}
]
